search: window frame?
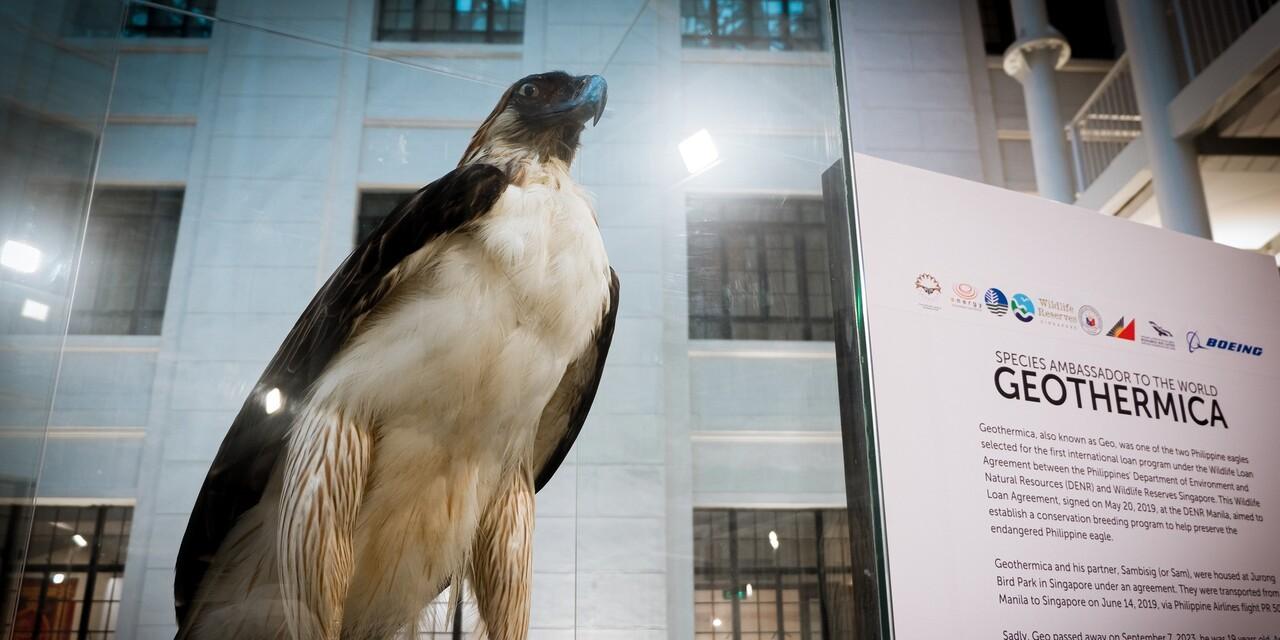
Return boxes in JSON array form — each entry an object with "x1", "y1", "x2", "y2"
[
  {"x1": 374, "y1": 0, "x2": 526, "y2": 44},
  {"x1": 356, "y1": 190, "x2": 414, "y2": 246},
  {"x1": 66, "y1": 0, "x2": 217, "y2": 38},
  {"x1": 693, "y1": 508, "x2": 853, "y2": 640},
  {"x1": 3, "y1": 504, "x2": 133, "y2": 640},
  {"x1": 69, "y1": 187, "x2": 183, "y2": 336},
  {"x1": 681, "y1": 0, "x2": 824, "y2": 52},
  {"x1": 687, "y1": 195, "x2": 834, "y2": 342}
]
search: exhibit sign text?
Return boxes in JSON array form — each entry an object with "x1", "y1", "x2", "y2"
[{"x1": 852, "y1": 154, "x2": 1280, "y2": 638}]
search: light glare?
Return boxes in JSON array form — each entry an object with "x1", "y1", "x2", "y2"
[
  {"x1": 264, "y1": 388, "x2": 283, "y2": 414},
  {"x1": 52, "y1": 573, "x2": 65, "y2": 584},
  {"x1": 712, "y1": 618, "x2": 722, "y2": 628},
  {"x1": 768, "y1": 530, "x2": 779, "y2": 550},
  {"x1": 678, "y1": 129, "x2": 720, "y2": 174},
  {"x1": 1, "y1": 240, "x2": 42, "y2": 273},
  {"x1": 21, "y1": 299, "x2": 49, "y2": 322},
  {"x1": 745, "y1": 583, "x2": 752, "y2": 598},
  {"x1": 72, "y1": 534, "x2": 88, "y2": 548}
]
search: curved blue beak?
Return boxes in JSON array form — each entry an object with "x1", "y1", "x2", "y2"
[{"x1": 566, "y1": 74, "x2": 608, "y2": 126}]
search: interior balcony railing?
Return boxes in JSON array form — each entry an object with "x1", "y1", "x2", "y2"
[
  {"x1": 1169, "y1": 0, "x2": 1279, "y2": 80},
  {"x1": 1066, "y1": 54, "x2": 1141, "y2": 195},
  {"x1": 1065, "y1": 0, "x2": 1279, "y2": 197}
]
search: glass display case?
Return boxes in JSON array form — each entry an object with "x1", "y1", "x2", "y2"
[
  {"x1": 2, "y1": 1, "x2": 861, "y2": 638},
  {"x1": 11, "y1": 0, "x2": 1276, "y2": 638}
]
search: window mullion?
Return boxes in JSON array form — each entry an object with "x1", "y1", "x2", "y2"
[
  {"x1": 132, "y1": 198, "x2": 165, "y2": 335},
  {"x1": 728, "y1": 510, "x2": 742, "y2": 640},
  {"x1": 814, "y1": 509, "x2": 833, "y2": 640},
  {"x1": 487, "y1": 0, "x2": 496, "y2": 43},
  {"x1": 794, "y1": 229, "x2": 812, "y2": 340},
  {"x1": 717, "y1": 227, "x2": 733, "y2": 339},
  {"x1": 29, "y1": 512, "x2": 55, "y2": 639},
  {"x1": 416, "y1": 0, "x2": 428, "y2": 41},
  {"x1": 755, "y1": 228, "x2": 770, "y2": 327},
  {"x1": 75, "y1": 507, "x2": 109, "y2": 640}
]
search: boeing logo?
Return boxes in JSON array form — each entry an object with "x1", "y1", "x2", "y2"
[{"x1": 1187, "y1": 331, "x2": 1263, "y2": 357}]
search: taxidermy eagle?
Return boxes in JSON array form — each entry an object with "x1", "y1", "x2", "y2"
[{"x1": 174, "y1": 72, "x2": 617, "y2": 640}]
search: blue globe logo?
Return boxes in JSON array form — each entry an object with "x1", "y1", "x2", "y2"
[
  {"x1": 983, "y1": 288, "x2": 1008, "y2": 316},
  {"x1": 1010, "y1": 293, "x2": 1036, "y2": 323}
]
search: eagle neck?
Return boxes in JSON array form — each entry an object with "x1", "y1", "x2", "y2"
[{"x1": 464, "y1": 147, "x2": 571, "y2": 188}]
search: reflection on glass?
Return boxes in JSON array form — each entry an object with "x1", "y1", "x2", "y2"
[
  {"x1": 1, "y1": 0, "x2": 124, "y2": 633},
  {"x1": 3, "y1": 0, "x2": 852, "y2": 636}
]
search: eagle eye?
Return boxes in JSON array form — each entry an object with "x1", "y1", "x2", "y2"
[{"x1": 518, "y1": 83, "x2": 539, "y2": 98}]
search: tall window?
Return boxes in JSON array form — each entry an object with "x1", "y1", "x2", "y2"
[
  {"x1": 693, "y1": 509, "x2": 855, "y2": 640},
  {"x1": 377, "y1": 0, "x2": 525, "y2": 43},
  {"x1": 681, "y1": 0, "x2": 823, "y2": 51},
  {"x1": 356, "y1": 191, "x2": 413, "y2": 245},
  {"x1": 687, "y1": 196, "x2": 833, "y2": 341},
  {"x1": 1, "y1": 505, "x2": 132, "y2": 640},
  {"x1": 70, "y1": 189, "x2": 182, "y2": 335},
  {"x1": 68, "y1": 0, "x2": 216, "y2": 38}
]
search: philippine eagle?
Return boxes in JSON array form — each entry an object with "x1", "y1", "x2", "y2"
[{"x1": 175, "y1": 72, "x2": 617, "y2": 640}]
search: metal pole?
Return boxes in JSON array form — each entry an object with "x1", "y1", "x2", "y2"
[
  {"x1": 1003, "y1": 0, "x2": 1075, "y2": 203},
  {"x1": 1116, "y1": 0, "x2": 1213, "y2": 238}
]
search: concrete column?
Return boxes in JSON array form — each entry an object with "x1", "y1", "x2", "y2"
[
  {"x1": 1002, "y1": 0, "x2": 1075, "y2": 203},
  {"x1": 1116, "y1": 0, "x2": 1213, "y2": 238}
]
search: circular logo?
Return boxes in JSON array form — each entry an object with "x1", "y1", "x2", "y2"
[
  {"x1": 916, "y1": 272, "x2": 947, "y2": 296},
  {"x1": 1078, "y1": 305, "x2": 1102, "y2": 335},
  {"x1": 953, "y1": 283, "x2": 977, "y2": 300},
  {"x1": 983, "y1": 288, "x2": 1008, "y2": 316},
  {"x1": 1010, "y1": 293, "x2": 1036, "y2": 323},
  {"x1": 914, "y1": 273, "x2": 941, "y2": 296}
]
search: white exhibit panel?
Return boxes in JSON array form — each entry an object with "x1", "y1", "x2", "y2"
[{"x1": 852, "y1": 154, "x2": 1280, "y2": 637}]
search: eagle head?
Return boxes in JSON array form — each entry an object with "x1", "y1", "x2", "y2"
[{"x1": 462, "y1": 71, "x2": 608, "y2": 168}]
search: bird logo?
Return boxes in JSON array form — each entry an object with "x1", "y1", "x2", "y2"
[{"x1": 1149, "y1": 321, "x2": 1172, "y2": 338}]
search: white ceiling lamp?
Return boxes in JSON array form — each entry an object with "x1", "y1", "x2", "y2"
[
  {"x1": 72, "y1": 534, "x2": 88, "y2": 548},
  {"x1": 52, "y1": 573, "x2": 66, "y2": 584},
  {"x1": 678, "y1": 129, "x2": 720, "y2": 175},
  {"x1": 1, "y1": 240, "x2": 42, "y2": 273},
  {"x1": 768, "y1": 530, "x2": 779, "y2": 550}
]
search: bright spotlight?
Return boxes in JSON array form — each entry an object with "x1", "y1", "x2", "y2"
[
  {"x1": 712, "y1": 617, "x2": 722, "y2": 628},
  {"x1": 52, "y1": 573, "x2": 65, "y2": 584},
  {"x1": 72, "y1": 534, "x2": 88, "y2": 548},
  {"x1": 768, "y1": 530, "x2": 779, "y2": 550},
  {"x1": 678, "y1": 129, "x2": 720, "y2": 174}
]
